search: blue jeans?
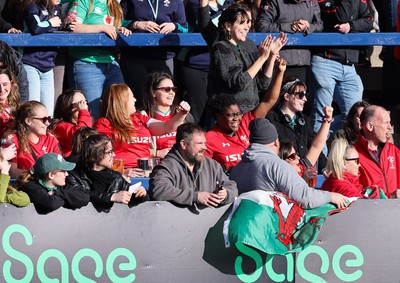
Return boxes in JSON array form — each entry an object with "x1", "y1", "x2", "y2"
[
  {"x1": 310, "y1": 55, "x2": 363, "y2": 135},
  {"x1": 72, "y1": 59, "x2": 125, "y2": 119},
  {"x1": 24, "y1": 64, "x2": 55, "y2": 115}
]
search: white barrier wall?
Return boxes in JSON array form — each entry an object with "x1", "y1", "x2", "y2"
[{"x1": 1, "y1": 200, "x2": 400, "y2": 282}]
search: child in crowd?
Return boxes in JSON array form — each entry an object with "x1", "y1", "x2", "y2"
[
  {"x1": 22, "y1": 0, "x2": 62, "y2": 115},
  {"x1": 66, "y1": 134, "x2": 148, "y2": 213},
  {"x1": 51, "y1": 88, "x2": 92, "y2": 157},
  {"x1": 17, "y1": 153, "x2": 89, "y2": 214}
]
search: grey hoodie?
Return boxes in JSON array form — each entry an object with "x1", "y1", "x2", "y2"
[
  {"x1": 229, "y1": 143, "x2": 331, "y2": 209},
  {"x1": 149, "y1": 146, "x2": 238, "y2": 206}
]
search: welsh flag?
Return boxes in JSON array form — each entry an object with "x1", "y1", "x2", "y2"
[{"x1": 223, "y1": 190, "x2": 355, "y2": 255}]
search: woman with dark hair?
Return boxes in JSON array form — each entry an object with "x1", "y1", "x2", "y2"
[
  {"x1": 207, "y1": 4, "x2": 287, "y2": 114},
  {"x1": 205, "y1": 58, "x2": 286, "y2": 171},
  {"x1": 66, "y1": 134, "x2": 148, "y2": 213},
  {"x1": 17, "y1": 153, "x2": 89, "y2": 214},
  {"x1": 7, "y1": 101, "x2": 61, "y2": 178},
  {"x1": 140, "y1": 72, "x2": 193, "y2": 158},
  {"x1": 66, "y1": 127, "x2": 98, "y2": 162},
  {"x1": 334, "y1": 100, "x2": 370, "y2": 145},
  {"x1": 51, "y1": 89, "x2": 92, "y2": 157},
  {"x1": 94, "y1": 83, "x2": 190, "y2": 176},
  {"x1": 0, "y1": 40, "x2": 29, "y2": 101},
  {"x1": 0, "y1": 68, "x2": 20, "y2": 137},
  {"x1": 267, "y1": 77, "x2": 330, "y2": 172}
]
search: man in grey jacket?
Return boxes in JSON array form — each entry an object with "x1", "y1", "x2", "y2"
[
  {"x1": 230, "y1": 118, "x2": 348, "y2": 209},
  {"x1": 149, "y1": 123, "x2": 238, "y2": 207}
]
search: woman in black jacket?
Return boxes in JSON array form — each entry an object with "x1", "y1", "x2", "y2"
[
  {"x1": 17, "y1": 153, "x2": 89, "y2": 214},
  {"x1": 66, "y1": 134, "x2": 148, "y2": 213}
]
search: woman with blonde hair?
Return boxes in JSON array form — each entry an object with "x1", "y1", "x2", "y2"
[
  {"x1": 94, "y1": 83, "x2": 190, "y2": 176},
  {"x1": 320, "y1": 138, "x2": 364, "y2": 198}
]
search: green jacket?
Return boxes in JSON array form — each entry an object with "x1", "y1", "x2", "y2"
[{"x1": 0, "y1": 174, "x2": 30, "y2": 207}]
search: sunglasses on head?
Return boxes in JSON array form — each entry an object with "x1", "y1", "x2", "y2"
[
  {"x1": 345, "y1": 157, "x2": 360, "y2": 165},
  {"x1": 32, "y1": 116, "x2": 52, "y2": 124},
  {"x1": 155, "y1": 86, "x2": 177, "y2": 93},
  {"x1": 290, "y1": 91, "x2": 308, "y2": 99},
  {"x1": 287, "y1": 152, "x2": 299, "y2": 160}
]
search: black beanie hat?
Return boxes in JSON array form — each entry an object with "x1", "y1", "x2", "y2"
[{"x1": 249, "y1": 118, "x2": 278, "y2": 144}]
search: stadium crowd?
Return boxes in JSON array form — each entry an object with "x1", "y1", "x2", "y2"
[{"x1": 0, "y1": 0, "x2": 399, "y2": 214}]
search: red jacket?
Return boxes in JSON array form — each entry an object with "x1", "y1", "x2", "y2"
[
  {"x1": 354, "y1": 133, "x2": 400, "y2": 197},
  {"x1": 321, "y1": 172, "x2": 364, "y2": 198}
]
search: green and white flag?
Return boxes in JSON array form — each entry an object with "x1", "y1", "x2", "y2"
[{"x1": 224, "y1": 190, "x2": 354, "y2": 255}]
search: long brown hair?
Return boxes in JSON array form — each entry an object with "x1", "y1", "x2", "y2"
[
  {"x1": 0, "y1": 68, "x2": 20, "y2": 114},
  {"x1": 12, "y1": 101, "x2": 47, "y2": 153},
  {"x1": 98, "y1": 84, "x2": 135, "y2": 144},
  {"x1": 142, "y1": 72, "x2": 180, "y2": 118}
]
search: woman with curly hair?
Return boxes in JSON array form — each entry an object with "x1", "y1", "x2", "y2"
[
  {"x1": 50, "y1": 89, "x2": 92, "y2": 157},
  {"x1": 0, "y1": 68, "x2": 20, "y2": 137},
  {"x1": 94, "y1": 83, "x2": 190, "y2": 176}
]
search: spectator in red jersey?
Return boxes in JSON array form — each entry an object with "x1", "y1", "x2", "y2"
[
  {"x1": 140, "y1": 72, "x2": 194, "y2": 159},
  {"x1": 205, "y1": 58, "x2": 286, "y2": 172},
  {"x1": 320, "y1": 138, "x2": 363, "y2": 198},
  {"x1": 7, "y1": 101, "x2": 61, "y2": 178},
  {"x1": 0, "y1": 68, "x2": 19, "y2": 138},
  {"x1": 50, "y1": 89, "x2": 93, "y2": 157},
  {"x1": 94, "y1": 83, "x2": 190, "y2": 177}
]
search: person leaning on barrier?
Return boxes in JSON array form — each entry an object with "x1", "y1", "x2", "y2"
[
  {"x1": 149, "y1": 123, "x2": 238, "y2": 207},
  {"x1": 354, "y1": 105, "x2": 400, "y2": 198},
  {"x1": 17, "y1": 153, "x2": 89, "y2": 214},
  {"x1": 66, "y1": 134, "x2": 148, "y2": 213},
  {"x1": 229, "y1": 118, "x2": 348, "y2": 209}
]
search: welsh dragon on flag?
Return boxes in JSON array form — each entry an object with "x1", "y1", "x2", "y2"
[{"x1": 223, "y1": 190, "x2": 356, "y2": 255}]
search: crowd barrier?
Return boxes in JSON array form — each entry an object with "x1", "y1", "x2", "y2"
[
  {"x1": 1, "y1": 199, "x2": 400, "y2": 282},
  {"x1": 1, "y1": 32, "x2": 400, "y2": 47}
]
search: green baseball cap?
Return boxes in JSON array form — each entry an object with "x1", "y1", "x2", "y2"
[{"x1": 33, "y1": 153, "x2": 76, "y2": 175}]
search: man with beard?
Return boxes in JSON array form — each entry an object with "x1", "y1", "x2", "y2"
[{"x1": 149, "y1": 123, "x2": 238, "y2": 207}]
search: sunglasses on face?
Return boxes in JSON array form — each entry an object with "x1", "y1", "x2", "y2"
[
  {"x1": 287, "y1": 152, "x2": 299, "y2": 160},
  {"x1": 224, "y1": 112, "x2": 243, "y2": 120},
  {"x1": 155, "y1": 86, "x2": 177, "y2": 93},
  {"x1": 32, "y1": 116, "x2": 52, "y2": 124},
  {"x1": 290, "y1": 91, "x2": 308, "y2": 100},
  {"x1": 345, "y1": 157, "x2": 360, "y2": 165}
]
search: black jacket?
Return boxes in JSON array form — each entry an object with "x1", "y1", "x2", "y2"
[
  {"x1": 267, "y1": 107, "x2": 327, "y2": 171},
  {"x1": 20, "y1": 180, "x2": 90, "y2": 215},
  {"x1": 313, "y1": 0, "x2": 373, "y2": 64},
  {"x1": 66, "y1": 167, "x2": 148, "y2": 213}
]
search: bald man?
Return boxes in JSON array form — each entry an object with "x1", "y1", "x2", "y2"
[{"x1": 354, "y1": 105, "x2": 400, "y2": 198}]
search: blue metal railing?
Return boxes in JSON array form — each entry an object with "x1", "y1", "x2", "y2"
[{"x1": 0, "y1": 32, "x2": 399, "y2": 47}]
